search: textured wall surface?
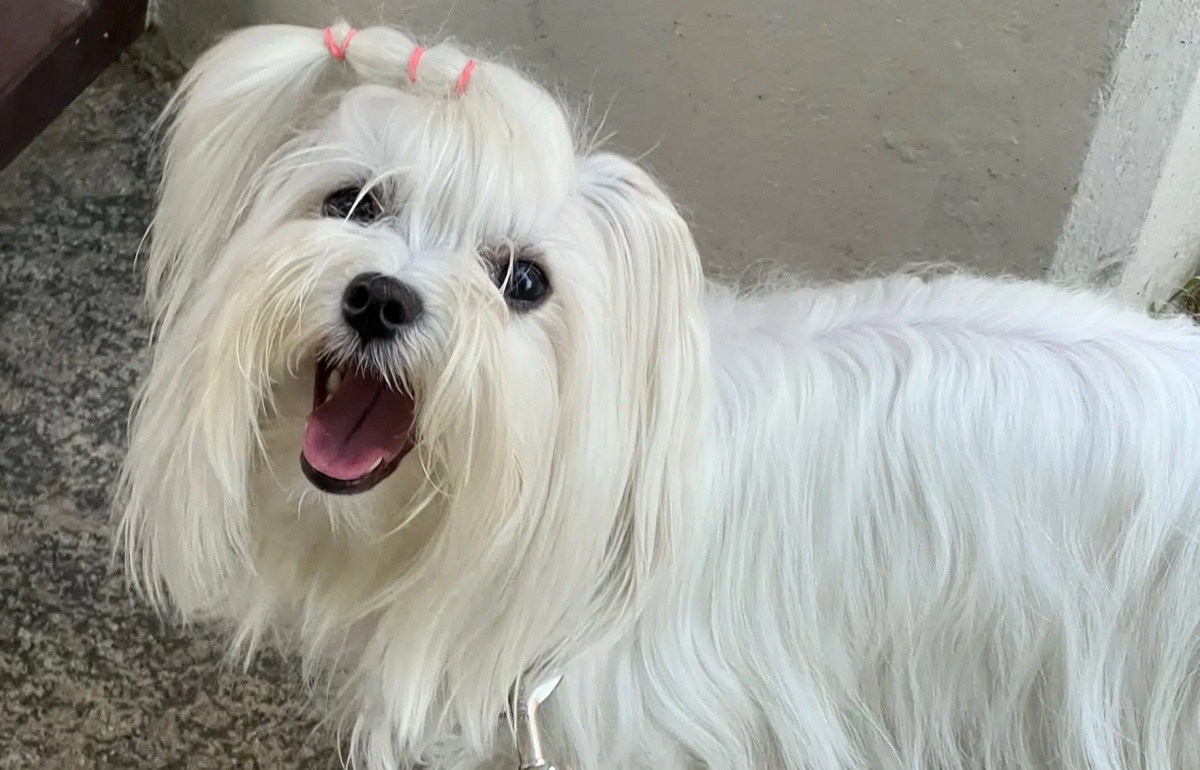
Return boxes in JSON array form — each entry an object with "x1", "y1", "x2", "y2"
[{"x1": 156, "y1": 0, "x2": 1135, "y2": 282}]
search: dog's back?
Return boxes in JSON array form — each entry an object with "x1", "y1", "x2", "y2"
[{"x1": 630, "y1": 272, "x2": 1200, "y2": 769}]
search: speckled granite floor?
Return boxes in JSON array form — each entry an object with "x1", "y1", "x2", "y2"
[{"x1": 0, "y1": 34, "x2": 339, "y2": 769}]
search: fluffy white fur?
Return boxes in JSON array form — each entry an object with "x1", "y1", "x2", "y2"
[{"x1": 117, "y1": 20, "x2": 1200, "y2": 770}]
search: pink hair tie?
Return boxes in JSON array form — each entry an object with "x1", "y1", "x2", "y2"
[
  {"x1": 407, "y1": 46, "x2": 425, "y2": 83},
  {"x1": 323, "y1": 26, "x2": 357, "y2": 61},
  {"x1": 455, "y1": 60, "x2": 477, "y2": 95}
]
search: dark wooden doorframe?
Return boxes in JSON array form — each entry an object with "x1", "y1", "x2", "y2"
[{"x1": 0, "y1": 0, "x2": 149, "y2": 172}]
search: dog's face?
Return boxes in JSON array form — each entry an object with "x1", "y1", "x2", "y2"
[
  {"x1": 247, "y1": 77, "x2": 588, "y2": 499},
  {"x1": 117, "y1": 26, "x2": 710, "y2": 744}
]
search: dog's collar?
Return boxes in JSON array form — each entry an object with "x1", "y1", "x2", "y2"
[{"x1": 509, "y1": 670, "x2": 564, "y2": 770}]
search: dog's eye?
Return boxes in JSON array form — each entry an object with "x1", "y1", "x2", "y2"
[
  {"x1": 323, "y1": 186, "x2": 382, "y2": 224},
  {"x1": 495, "y1": 258, "x2": 551, "y2": 310}
]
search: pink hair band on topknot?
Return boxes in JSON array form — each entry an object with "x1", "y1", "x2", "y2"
[
  {"x1": 407, "y1": 46, "x2": 425, "y2": 83},
  {"x1": 323, "y1": 26, "x2": 357, "y2": 61},
  {"x1": 455, "y1": 60, "x2": 477, "y2": 95}
]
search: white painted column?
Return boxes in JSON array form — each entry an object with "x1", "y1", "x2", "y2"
[
  {"x1": 1118, "y1": 67, "x2": 1200, "y2": 307},
  {"x1": 1051, "y1": 0, "x2": 1200, "y2": 307}
]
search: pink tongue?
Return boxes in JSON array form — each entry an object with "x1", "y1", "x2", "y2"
[{"x1": 302, "y1": 367, "x2": 416, "y2": 481}]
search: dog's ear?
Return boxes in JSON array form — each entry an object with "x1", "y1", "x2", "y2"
[
  {"x1": 116, "y1": 24, "x2": 349, "y2": 618},
  {"x1": 146, "y1": 24, "x2": 346, "y2": 332},
  {"x1": 576, "y1": 152, "x2": 711, "y2": 610}
]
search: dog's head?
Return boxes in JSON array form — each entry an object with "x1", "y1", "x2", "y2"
[{"x1": 117, "y1": 20, "x2": 710, "y2": 750}]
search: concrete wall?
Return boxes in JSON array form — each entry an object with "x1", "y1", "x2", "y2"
[{"x1": 153, "y1": 0, "x2": 1137, "y2": 283}]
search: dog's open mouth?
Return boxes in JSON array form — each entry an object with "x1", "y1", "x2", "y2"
[{"x1": 300, "y1": 358, "x2": 416, "y2": 495}]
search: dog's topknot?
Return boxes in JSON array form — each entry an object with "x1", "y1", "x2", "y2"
[{"x1": 321, "y1": 19, "x2": 481, "y2": 97}]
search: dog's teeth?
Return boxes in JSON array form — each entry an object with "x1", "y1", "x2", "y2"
[
  {"x1": 368, "y1": 458, "x2": 383, "y2": 472},
  {"x1": 328, "y1": 369, "x2": 342, "y2": 394}
]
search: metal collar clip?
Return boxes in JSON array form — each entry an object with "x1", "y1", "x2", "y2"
[{"x1": 511, "y1": 671, "x2": 564, "y2": 770}]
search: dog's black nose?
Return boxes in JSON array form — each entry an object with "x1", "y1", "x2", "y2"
[{"x1": 341, "y1": 272, "x2": 423, "y2": 341}]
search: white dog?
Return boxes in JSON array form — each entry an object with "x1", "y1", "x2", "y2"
[{"x1": 117, "y1": 20, "x2": 1200, "y2": 770}]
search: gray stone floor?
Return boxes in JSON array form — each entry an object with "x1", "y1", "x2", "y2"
[{"x1": 0, "y1": 33, "x2": 338, "y2": 769}]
